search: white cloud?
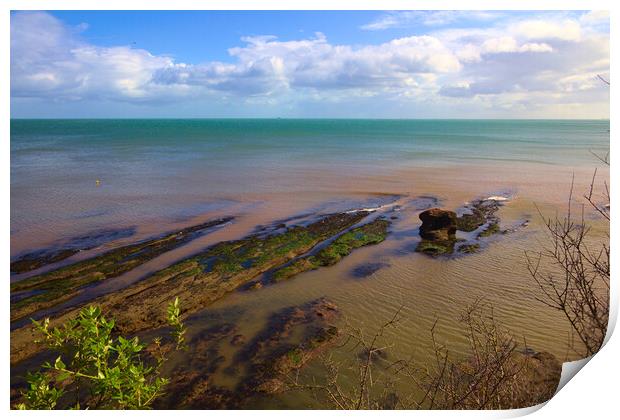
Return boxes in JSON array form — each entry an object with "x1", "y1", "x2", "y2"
[
  {"x1": 481, "y1": 37, "x2": 553, "y2": 54},
  {"x1": 12, "y1": 14, "x2": 461, "y2": 101},
  {"x1": 11, "y1": 12, "x2": 188, "y2": 102},
  {"x1": 511, "y1": 19, "x2": 582, "y2": 41},
  {"x1": 579, "y1": 10, "x2": 610, "y2": 25},
  {"x1": 557, "y1": 73, "x2": 604, "y2": 92},
  {"x1": 429, "y1": 13, "x2": 608, "y2": 107},
  {"x1": 361, "y1": 11, "x2": 500, "y2": 30},
  {"x1": 183, "y1": 33, "x2": 460, "y2": 95},
  {"x1": 10, "y1": 11, "x2": 610, "y2": 118}
]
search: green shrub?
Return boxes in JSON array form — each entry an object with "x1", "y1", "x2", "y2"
[{"x1": 15, "y1": 299, "x2": 185, "y2": 410}]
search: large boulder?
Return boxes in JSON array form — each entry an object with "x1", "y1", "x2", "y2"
[{"x1": 419, "y1": 208, "x2": 457, "y2": 241}]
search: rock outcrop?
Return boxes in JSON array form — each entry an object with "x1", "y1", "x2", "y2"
[
  {"x1": 416, "y1": 196, "x2": 515, "y2": 257},
  {"x1": 10, "y1": 217, "x2": 234, "y2": 323},
  {"x1": 416, "y1": 208, "x2": 458, "y2": 256},
  {"x1": 419, "y1": 208, "x2": 457, "y2": 241}
]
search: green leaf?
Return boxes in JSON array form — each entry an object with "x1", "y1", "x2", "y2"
[
  {"x1": 56, "y1": 371, "x2": 71, "y2": 382},
  {"x1": 23, "y1": 301, "x2": 183, "y2": 409},
  {"x1": 54, "y1": 356, "x2": 65, "y2": 370}
]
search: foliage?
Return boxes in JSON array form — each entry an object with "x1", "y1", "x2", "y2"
[
  {"x1": 16, "y1": 299, "x2": 186, "y2": 410},
  {"x1": 17, "y1": 372, "x2": 64, "y2": 410},
  {"x1": 167, "y1": 297, "x2": 187, "y2": 350}
]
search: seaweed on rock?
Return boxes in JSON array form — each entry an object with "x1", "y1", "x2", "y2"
[
  {"x1": 272, "y1": 218, "x2": 391, "y2": 282},
  {"x1": 416, "y1": 196, "x2": 510, "y2": 257},
  {"x1": 10, "y1": 217, "x2": 234, "y2": 322},
  {"x1": 10, "y1": 212, "x2": 368, "y2": 365}
]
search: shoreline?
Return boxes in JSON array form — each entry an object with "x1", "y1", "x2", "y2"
[
  {"x1": 11, "y1": 188, "x2": 606, "y2": 407},
  {"x1": 9, "y1": 119, "x2": 610, "y2": 408}
]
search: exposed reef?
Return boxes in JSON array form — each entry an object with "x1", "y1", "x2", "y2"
[
  {"x1": 10, "y1": 217, "x2": 233, "y2": 323},
  {"x1": 455, "y1": 209, "x2": 485, "y2": 232},
  {"x1": 456, "y1": 243, "x2": 481, "y2": 254},
  {"x1": 11, "y1": 212, "x2": 368, "y2": 365},
  {"x1": 10, "y1": 227, "x2": 137, "y2": 274},
  {"x1": 416, "y1": 208, "x2": 458, "y2": 256},
  {"x1": 11, "y1": 249, "x2": 79, "y2": 275},
  {"x1": 477, "y1": 222, "x2": 500, "y2": 238},
  {"x1": 272, "y1": 218, "x2": 391, "y2": 282},
  {"x1": 419, "y1": 208, "x2": 457, "y2": 241},
  {"x1": 98, "y1": 212, "x2": 367, "y2": 336},
  {"x1": 416, "y1": 196, "x2": 512, "y2": 257}
]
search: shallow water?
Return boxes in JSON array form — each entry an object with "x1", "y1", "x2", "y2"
[
  {"x1": 10, "y1": 119, "x2": 610, "y2": 408},
  {"x1": 11, "y1": 119, "x2": 609, "y2": 253}
]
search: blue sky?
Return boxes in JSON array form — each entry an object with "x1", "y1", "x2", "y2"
[{"x1": 10, "y1": 10, "x2": 610, "y2": 118}]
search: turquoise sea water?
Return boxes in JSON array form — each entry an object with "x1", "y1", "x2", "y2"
[{"x1": 10, "y1": 119, "x2": 609, "y2": 253}]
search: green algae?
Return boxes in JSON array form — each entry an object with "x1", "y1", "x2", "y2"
[
  {"x1": 272, "y1": 258, "x2": 319, "y2": 282},
  {"x1": 456, "y1": 209, "x2": 486, "y2": 232},
  {"x1": 272, "y1": 218, "x2": 391, "y2": 282},
  {"x1": 478, "y1": 222, "x2": 500, "y2": 238},
  {"x1": 10, "y1": 217, "x2": 233, "y2": 322},
  {"x1": 11, "y1": 227, "x2": 137, "y2": 275},
  {"x1": 286, "y1": 348, "x2": 304, "y2": 367},
  {"x1": 11, "y1": 249, "x2": 79, "y2": 275},
  {"x1": 457, "y1": 243, "x2": 481, "y2": 254},
  {"x1": 416, "y1": 239, "x2": 456, "y2": 256},
  {"x1": 69, "y1": 211, "x2": 370, "y2": 337},
  {"x1": 417, "y1": 197, "x2": 505, "y2": 258},
  {"x1": 198, "y1": 225, "x2": 328, "y2": 278}
]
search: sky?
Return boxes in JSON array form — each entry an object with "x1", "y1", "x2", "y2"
[{"x1": 10, "y1": 10, "x2": 610, "y2": 119}]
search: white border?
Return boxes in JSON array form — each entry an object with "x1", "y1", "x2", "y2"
[{"x1": 2, "y1": 1, "x2": 617, "y2": 419}]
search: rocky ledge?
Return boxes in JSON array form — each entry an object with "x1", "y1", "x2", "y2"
[
  {"x1": 271, "y1": 218, "x2": 391, "y2": 282},
  {"x1": 10, "y1": 217, "x2": 234, "y2": 323},
  {"x1": 415, "y1": 195, "x2": 516, "y2": 257},
  {"x1": 10, "y1": 211, "x2": 372, "y2": 365}
]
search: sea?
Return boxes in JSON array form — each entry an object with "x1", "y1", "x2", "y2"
[
  {"x1": 10, "y1": 119, "x2": 609, "y2": 253},
  {"x1": 10, "y1": 119, "x2": 610, "y2": 408}
]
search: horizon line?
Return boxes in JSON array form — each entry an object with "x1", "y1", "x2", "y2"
[{"x1": 9, "y1": 117, "x2": 611, "y2": 121}]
